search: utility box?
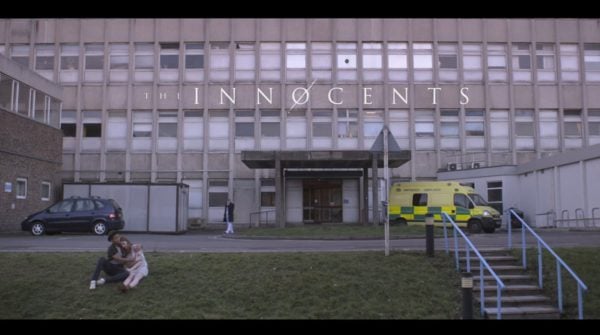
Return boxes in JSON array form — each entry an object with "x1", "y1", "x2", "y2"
[{"x1": 63, "y1": 183, "x2": 189, "y2": 233}]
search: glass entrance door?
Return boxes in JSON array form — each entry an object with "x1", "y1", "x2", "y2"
[{"x1": 303, "y1": 180, "x2": 342, "y2": 223}]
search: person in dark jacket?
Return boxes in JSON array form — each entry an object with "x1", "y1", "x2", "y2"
[
  {"x1": 89, "y1": 231, "x2": 130, "y2": 290},
  {"x1": 223, "y1": 199, "x2": 235, "y2": 234}
]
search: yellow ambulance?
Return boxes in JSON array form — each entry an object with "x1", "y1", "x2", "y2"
[{"x1": 388, "y1": 181, "x2": 501, "y2": 233}]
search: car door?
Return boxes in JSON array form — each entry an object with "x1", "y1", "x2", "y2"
[
  {"x1": 70, "y1": 199, "x2": 97, "y2": 232},
  {"x1": 45, "y1": 200, "x2": 75, "y2": 231}
]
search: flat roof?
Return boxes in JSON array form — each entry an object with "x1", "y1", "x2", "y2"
[{"x1": 241, "y1": 150, "x2": 411, "y2": 169}]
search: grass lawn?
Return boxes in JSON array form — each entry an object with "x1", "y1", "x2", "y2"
[
  {"x1": 514, "y1": 247, "x2": 600, "y2": 319},
  {"x1": 0, "y1": 251, "x2": 461, "y2": 319},
  {"x1": 237, "y1": 224, "x2": 446, "y2": 238}
]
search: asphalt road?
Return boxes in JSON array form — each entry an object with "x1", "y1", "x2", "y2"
[{"x1": 1, "y1": 229, "x2": 599, "y2": 253}]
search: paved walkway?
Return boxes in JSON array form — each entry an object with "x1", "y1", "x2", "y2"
[{"x1": 1, "y1": 229, "x2": 600, "y2": 253}]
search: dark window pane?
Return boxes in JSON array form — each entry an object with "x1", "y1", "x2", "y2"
[
  {"x1": 61, "y1": 124, "x2": 76, "y2": 137},
  {"x1": 83, "y1": 124, "x2": 101, "y2": 137},
  {"x1": 412, "y1": 193, "x2": 428, "y2": 206},
  {"x1": 186, "y1": 55, "x2": 204, "y2": 69},
  {"x1": 160, "y1": 55, "x2": 179, "y2": 69}
]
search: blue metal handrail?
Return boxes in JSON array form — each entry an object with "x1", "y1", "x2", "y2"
[
  {"x1": 441, "y1": 212, "x2": 506, "y2": 319},
  {"x1": 508, "y1": 209, "x2": 589, "y2": 319}
]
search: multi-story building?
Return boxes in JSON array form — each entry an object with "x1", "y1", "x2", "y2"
[{"x1": 1, "y1": 19, "x2": 599, "y2": 227}]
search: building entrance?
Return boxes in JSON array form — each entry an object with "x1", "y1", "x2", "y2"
[{"x1": 302, "y1": 180, "x2": 342, "y2": 223}]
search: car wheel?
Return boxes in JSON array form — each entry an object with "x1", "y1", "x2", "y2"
[
  {"x1": 31, "y1": 222, "x2": 46, "y2": 236},
  {"x1": 93, "y1": 222, "x2": 107, "y2": 235},
  {"x1": 467, "y1": 219, "x2": 482, "y2": 234}
]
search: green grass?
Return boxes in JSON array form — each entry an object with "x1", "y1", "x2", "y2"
[
  {"x1": 513, "y1": 247, "x2": 600, "y2": 319},
  {"x1": 0, "y1": 251, "x2": 461, "y2": 319},
  {"x1": 238, "y1": 224, "x2": 445, "y2": 238}
]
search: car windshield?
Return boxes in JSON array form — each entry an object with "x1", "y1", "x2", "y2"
[{"x1": 468, "y1": 193, "x2": 489, "y2": 206}]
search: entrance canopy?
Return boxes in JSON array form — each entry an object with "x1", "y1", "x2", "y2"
[{"x1": 241, "y1": 150, "x2": 411, "y2": 169}]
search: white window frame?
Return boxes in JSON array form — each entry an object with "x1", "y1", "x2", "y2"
[
  {"x1": 16, "y1": 178, "x2": 27, "y2": 199},
  {"x1": 41, "y1": 181, "x2": 51, "y2": 201}
]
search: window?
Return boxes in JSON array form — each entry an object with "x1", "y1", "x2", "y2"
[
  {"x1": 312, "y1": 109, "x2": 332, "y2": 149},
  {"x1": 16, "y1": 178, "x2": 27, "y2": 199},
  {"x1": 589, "y1": 110, "x2": 600, "y2": 139},
  {"x1": 132, "y1": 110, "x2": 153, "y2": 152},
  {"x1": 35, "y1": 44, "x2": 55, "y2": 74},
  {"x1": 515, "y1": 109, "x2": 535, "y2": 151},
  {"x1": 337, "y1": 43, "x2": 357, "y2": 81},
  {"x1": 487, "y1": 44, "x2": 507, "y2": 81},
  {"x1": 512, "y1": 43, "x2": 532, "y2": 81},
  {"x1": 134, "y1": 43, "x2": 154, "y2": 82},
  {"x1": 41, "y1": 182, "x2": 51, "y2": 201},
  {"x1": 453, "y1": 194, "x2": 471, "y2": 209},
  {"x1": 535, "y1": 43, "x2": 556, "y2": 82},
  {"x1": 337, "y1": 109, "x2": 358, "y2": 142},
  {"x1": 261, "y1": 110, "x2": 281, "y2": 137},
  {"x1": 362, "y1": 42, "x2": 383, "y2": 81},
  {"x1": 185, "y1": 43, "x2": 204, "y2": 82},
  {"x1": 286, "y1": 43, "x2": 306, "y2": 81},
  {"x1": 584, "y1": 44, "x2": 600, "y2": 81},
  {"x1": 311, "y1": 42, "x2": 332, "y2": 81},
  {"x1": 235, "y1": 122, "x2": 254, "y2": 137},
  {"x1": 210, "y1": 42, "x2": 230, "y2": 82},
  {"x1": 438, "y1": 43, "x2": 458, "y2": 82},
  {"x1": 159, "y1": 43, "x2": 179, "y2": 82},
  {"x1": 158, "y1": 111, "x2": 178, "y2": 152},
  {"x1": 563, "y1": 110, "x2": 582, "y2": 137},
  {"x1": 183, "y1": 110, "x2": 203, "y2": 151},
  {"x1": 234, "y1": 42, "x2": 255, "y2": 81},
  {"x1": 559, "y1": 44, "x2": 580, "y2": 82},
  {"x1": 363, "y1": 110, "x2": 384, "y2": 138},
  {"x1": 490, "y1": 110, "x2": 510, "y2": 151},
  {"x1": 61, "y1": 110, "x2": 76, "y2": 137},
  {"x1": 286, "y1": 109, "x2": 306, "y2": 149},
  {"x1": 412, "y1": 193, "x2": 428, "y2": 206},
  {"x1": 208, "y1": 180, "x2": 228, "y2": 207},
  {"x1": 0, "y1": 74, "x2": 12, "y2": 112},
  {"x1": 261, "y1": 179, "x2": 275, "y2": 207},
  {"x1": 388, "y1": 43, "x2": 408, "y2": 81},
  {"x1": 84, "y1": 44, "x2": 104, "y2": 82},
  {"x1": 10, "y1": 45, "x2": 29, "y2": 67},
  {"x1": 463, "y1": 44, "x2": 483, "y2": 81},
  {"x1": 413, "y1": 43, "x2": 433, "y2": 81},
  {"x1": 539, "y1": 110, "x2": 558, "y2": 150},
  {"x1": 107, "y1": 110, "x2": 127, "y2": 151},
  {"x1": 388, "y1": 110, "x2": 409, "y2": 149},
  {"x1": 440, "y1": 109, "x2": 459, "y2": 150},
  {"x1": 415, "y1": 110, "x2": 435, "y2": 150},
  {"x1": 59, "y1": 44, "x2": 79, "y2": 83},
  {"x1": 109, "y1": 43, "x2": 129, "y2": 82},
  {"x1": 82, "y1": 111, "x2": 101, "y2": 138},
  {"x1": 208, "y1": 110, "x2": 229, "y2": 151},
  {"x1": 487, "y1": 181, "x2": 503, "y2": 212},
  {"x1": 260, "y1": 43, "x2": 281, "y2": 81}
]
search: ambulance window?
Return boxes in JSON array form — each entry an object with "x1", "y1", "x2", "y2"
[
  {"x1": 454, "y1": 194, "x2": 472, "y2": 209},
  {"x1": 412, "y1": 193, "x2": 428, "y2": 206}
]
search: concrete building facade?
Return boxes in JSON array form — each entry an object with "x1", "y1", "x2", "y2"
[
  {"x1": 0, "y1": 54, "x2": 62, "y2": 231},
  {"x1": 1, "y1": 18, "x2": 599, "y2": 226}
]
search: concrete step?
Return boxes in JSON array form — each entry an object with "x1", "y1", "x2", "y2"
[
  {"x1": 484, "y1": 305, "x2": 561, "y2": 319},
  {"x1": 459, "y1": 255, "x2": 518, "y2": 266},
  {"x1": 457, "y1": 248, "x2": 511, "y2": 256},
  {"x1": 474, "y1": 284, "x2": 543, "y2": 296},
  {"x1": 483, "y1": 265, "x2": 526, "y2": 275},
  {"x1": 480, "y1": 274, "x2": 534, "y2": 285},
  {"x1": 478, "y1": 295, "x2": 552, "y2": 308}
]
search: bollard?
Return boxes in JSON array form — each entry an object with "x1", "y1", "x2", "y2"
[
  {"x1": 425, "y1": 213, "x2": 434, "y2": 257},
  {"x1": 461, "y1": 271, "x2": 474, "y2": 319}
]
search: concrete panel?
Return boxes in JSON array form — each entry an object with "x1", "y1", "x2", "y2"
[
  {"x1": 414, "y1": 85, "x2": 437, "y2": 108},
  {"x1": 558, "y1": 163, "x2": 584, "y2": 217},
  {"x1": 534, "y1": 19, "x2": 555, "y2": 42},
  {"x1": 485, "y1": 19, "x2": 507, "y2": 42},
  {"x1": 489, "y1": 85, "x2": 510, "y2": 109},
  {"x1": 81, "y1": 86, "x2": 103, "y2": 109},
  {"x1": 208, "y1": 19, "x2": 230, "y2": 41},
  {"x1": 285, "y1": 84, "x2": 311, "y2": 109},
  {"x1": 157, "y1": 19, "x2": 180, "y2": 42},
  {"x1": 233, "y1": 19, "x2": 255, "y2": 41},
  {"x1": 581, "y1": 20, "x2": 600, "y2": 43},
  {"x1": 157, "y1": 153, "x2": 177, "y2": 170},
  {"x1": 388, "y1": 86, "x2": 410, "y2": 108},
  {"x1": 207, "y1": 153, "x2": 228, "y2": 170},
  {"x1": 182, "y1": 19, "x2": 205, "y2": 41},
  {"x1": 133, "y1": 19, "x2": 154, "y2": 42},
  {"x1": 56, "y1": 19, "x2": 80, "y2": 43},
  {"x1": 61, "y1": 86, "x2": 78, "y2": 109},
  {"x1": 413, "y1": 152, "x2": 437, "y2": 178},
  {"x1": 92, "y1": 184, "x2": 149, "y2": 232},
  {"x1": 461, "y1": 19, "x2": 483, "y2": 42},
  {"x1": 105, "y1": 19, "x2": 129, "y2": 42},
  {"x1": 436, "y1": 19, "x2": 458, "y2": 42},
  {"x1": 463, "y1": 85, "x2": 484, "y2": 108},
  {"x1": 384, "y1": 19, "x2": 409, "y2": 40},
  {"x1": 131, "y1": 153, "x2": 151, "y2": 171},
  {"x1": 62, "y1": 154, "x2": 74, "y2": 171},
  {"x1": 310, "y1": 19, "x2": 332, "y2": 41},
  {"x1": 260, "y1": 19, "x2": 281, "y2": 41},
  {"x1": 233, "y1": 179, "x2": 254, "y2": 225},
  {"x1": 63, "y1": 184, "x2": 90, "y2": 199},
  {"x1": 517, "y1": 173, "x2": 537, "y2": 223},
  {"x1": 258, "y1": 84, "x2": 281, "y2": 109},
  {"x1": 208, "y1": 85, "x2": 235, "y2": 109},
  {"x1": 34, "y1": 19, "x2": 56, "y2": 43},
  {"x1": 234, "y1": 155, "x2": 254, "y2": 178},
  {"x1": 81, "y1": 19, "x2": 104, "y2": 42},
  {"x1": 233, "y1": 84, "x2": 256, "y2": 109},
  {"x1": 343, "y1": 179, "x2": 359, "y2": 223},
  {"x1": 510, "y1": 19, "x2": 531, "y2": 42},
  {"x1": 362, "y1": 85, "x2": 384, "y2": 108},
  {"x1": 106, "y1": 85, "x2": 128, "y2": 109},
  {"x1": 310, "y1": 85, "x2": 334, "y2": 109},
  {"x1": 586, "y1": 85, "x2": 600, "y2": 108},
  {"x1": 338, "y1": 85, "x2": 358, "y2": 108},
  {"x1": 285, "y1": 19, "x2": 306, "y2": 41},
  {"x1": 286, "y1": 179, "x2": 303, "y2": 224},
  {"x1": 157, "y1": 85, "x2": 180, "y2": 109},
  {"x1": 513, "y1": 85, "x2": 534, "y2": 108},
  {"x1": 181, "y1": 85, "x2": 204, "y2": 109},
  {"x1": 80, "y1": 153, "x2": 100, "y2": 171},
  {"x1": 0, "y1": 20, "x2": 7, "y2": 41},
  {"x1": 132, "y1": 85, "x2": 153, "y2": 109},
  {"x1": 358, "y1": 19, "x2": 383, "y2": 41},
  {"x1": 335, "y1": 19, "x2": 357, "y2": 41},
  {"x1": 411, "y1": 19, "x2": 433, "y2": 41},
  {"x1": 562, "y1": 85, "x2": 583, "y2": 108},
  {"x1": 182, "y1": 153, "x2": 202, "y2": 171},
  {"x1": 535, "y1": 169, "x2": 556, "y2": 227},
  {"x1": 517, "y1": 152, "x2": 537, "y2": 165},
  {"x1": 538, "y1": 85, "x2": 559, "y2": 108},
  {"x1": 585, "y1": 158, "x2": 600, "y2": 218},
  {"x1": 149, "y1": 185, "x2": 177, "y2": 232},
  {"x1": 557, "y1": 20, "x2": 578, "y2": 42},
  {"x1": 9, "y1": 20, "x2": 31, "y2": 43},
  {"x1": 105, "y1": 153, "x2": 126, "y2": 172}
]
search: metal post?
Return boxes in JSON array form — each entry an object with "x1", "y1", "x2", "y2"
[
  {"x1": 578, "y1": 285, "x2": 584, "y2": 320},
  {"x1": 383, "y1": 127, "x2": 390, "y2": 256},
  {"x1": 443, "y1": 214, "x2": 449, "y2": 254},
  {"x1": 425, "y1": 213, "x2": 434, "y2": 257},
  {"x1": 538, "y1": 241, "x2": 543, "y2": 289},
  {"x1": 461, "y1": 272, "x2": 474, "y2": 320},
  {"x1": 507, "y1": 211, "x2": 512, "y2": 249},
  {"x1": 522, "y1": 221, "x2": 527, "y2": 269},
  {"x1": 557, "y1": 261, "x2": 563, "y2": 313}
]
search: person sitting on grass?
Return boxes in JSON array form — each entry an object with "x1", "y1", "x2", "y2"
[
  {"x1": 118, "y1": 237, "x2": 149, "y2": 293},
  {"x1": 89, "y1": 231, "x2": 129, "y2": 290}
]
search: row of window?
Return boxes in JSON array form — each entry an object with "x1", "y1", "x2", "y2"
[
  {"x1": 12, "y1": 178, "x2": 52, "y2": 201},
  {"x1": 0, "y1": 73, "x2": 62, "y2": 127},
  {"x1": 2, "y1": 42, "x2": 600, "y2": 83},
  {"x1": 60, "y1": 109, "x2": 600, "y2": 152}
]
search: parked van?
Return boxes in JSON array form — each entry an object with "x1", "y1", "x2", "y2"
[{"x1": 388, "y1": 181, "x2": 501, "y2": 233}]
